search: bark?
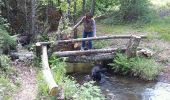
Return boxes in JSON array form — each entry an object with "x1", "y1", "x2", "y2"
[
  {"x1": 67, "y1": 0, "x2": 71, "y2": 20},
  {"x1": 53, "y1": 48, "x2": 126, "y2": 57},
  {"x1": 82, "y1": 0, "x2": 86, "y2": 14},
  {"x1": 41, "y1": 45, "x2": 59, "y2": 96},
  {"x1": 90, "y1": 0, "x2": 95, "y2": 15},
  {"x1": 65, "y1": 53, "x2": 116, "y2": 63},
  {"x1": 24, "y1": 0, "x2": 28, "y2": 34},
  {"x1": 73, "y1": 0, "x2": 77, "y2": 38},
  {"x1": 31, "y1": 0, "x2": 36, "y2": 40},
  {"x1": 125, "y1": 35, "x2": 141, "y2": 58},
  {"x1": 35, "y1": 35, "x2": 146, "y2": 46}
]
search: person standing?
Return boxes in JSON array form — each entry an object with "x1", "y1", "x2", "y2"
[{"x1": 73, "y1": 12, "x2": 96, "y2": 50}]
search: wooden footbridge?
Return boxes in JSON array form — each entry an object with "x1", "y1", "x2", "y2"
[{"x1": 35, "y1": 35, "x2": 147, "y2": 96}]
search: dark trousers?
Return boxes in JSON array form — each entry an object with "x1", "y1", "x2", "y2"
[{"x1": 82, "y1": 31, "x2": 93, "y2": 49}]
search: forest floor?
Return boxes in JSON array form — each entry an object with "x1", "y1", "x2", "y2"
[{"x1": 12, "y1": 52, "x2": 38, "y2": 100}]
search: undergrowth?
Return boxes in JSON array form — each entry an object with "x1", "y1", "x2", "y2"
[
  {"x1": 37, "y1": 55, "x2": 105, "y2": 100},
  {"x1": 109, "y1": 53, "x2": 163, "y2": 81},
  {"x1": 0, "y1": 55, "x2": 18, "y2": 99}
]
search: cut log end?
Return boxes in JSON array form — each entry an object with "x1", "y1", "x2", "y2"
[{"x1": 49, "y1": 87, "x2": 59, "y2": 96}]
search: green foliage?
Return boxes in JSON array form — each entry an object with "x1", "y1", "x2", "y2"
[
  {"x1": 49, "y1": 55, "x2": 66, "y2": 83},
  {"x1": 109, "y1": 53, "x2": 163, "y2": 80},
  {"x1": 0, "y1": 76, "x2": 17, "y2": 99},
  {"x1": 117, "y1": 0, "x2": 151, "y2": 22},
  {"x1": 63, "y1": 77, "x2": 104, "y2": 100},
  {"x1": 0, "y1": 16, "x2": 16, "y2": 53},
  {"x1": 93, "y1": 40, "x2": 112, "y2": 49},
  {"x1": 37, "y1": 55, "x2": 104, "y2": 99},
  {"x1": 0, "y1": 55, "x2": 12, "y2": 72}
]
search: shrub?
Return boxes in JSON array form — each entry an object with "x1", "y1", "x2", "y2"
[
  {"x1": 117, "y1": 0, "x2": 151, "y2": 22},
  {"x1": 109, "y1": 53, "x2": 163, "y2": 80},
  {"x1": 0, "y1": 55, "x2": 12, "y2": 72},
  {"x1": 0, "y1": 76, "x2": 17, "y2": 99},
  {"x1": 0, "y1": 16, "x2": 16, "y2": 54}
]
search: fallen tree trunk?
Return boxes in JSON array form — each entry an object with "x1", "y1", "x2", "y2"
[
  {"x1": 53, "y1": 48, "x2": 126, "y2": 57},
  {"x1": 41, "y1": 45, "x2": 59, "y2": 96},
  {"x1": 65, "y1": 53, "x2": 116, "y2": 63},
  {"x1": 36, "y1": 35, "x2": 147, "y2": 46}
]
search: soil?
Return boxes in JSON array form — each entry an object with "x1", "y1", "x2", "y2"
[{"x1": 12, "y1": 61, "x2": 38, "y2": 100}]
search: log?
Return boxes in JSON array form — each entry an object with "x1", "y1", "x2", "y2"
[
  {"x1": 36, "y1": 35, "x2": 147, "y2": 46},
  {"x1": 41, "y1": 45, "x2": 59, "y2": 96},
  {"x1": 65, "y1": 53, "x2": 116, "y2": 63},
  {"x1": 53, "y1": 48, "x2": 126, "y2": 57},
  {"x1": 125, "y1": 35, "x2": 141, "y2": 58}
]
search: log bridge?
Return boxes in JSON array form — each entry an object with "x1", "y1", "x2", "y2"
[{"x1": 36, "y1": 35, "x2": 147, "y2": 96}]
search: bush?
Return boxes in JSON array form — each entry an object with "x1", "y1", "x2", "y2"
[
  {"x1": 0, "y1": 16, "x2": 16, "y2": 54},
  {"x1": 109, "y1": 53, "x2": 163, "y2": 80},
  {"x1": 117, "y1": 0, "x2": 151, "y2": 22},
  {"x1": 0, "y1": 55, "x2": 12, "y2": 72},
  {"x1": 0, "y1": 76, "x2": 17, "y2": 99}
]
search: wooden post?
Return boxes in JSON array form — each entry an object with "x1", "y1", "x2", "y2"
[
  {"x1": 125, "y1": 35, "x2": 141, "y2": 58},
  {"x1": 41, "y1": 45, "x2": 59, "y2": 96}
]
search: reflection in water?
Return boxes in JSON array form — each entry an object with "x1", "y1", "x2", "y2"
[
  {"x1": 143, "y1": 82, "x2": 170, "y2": 100},
  {"x1": 67, "y1": 63, "x2": 170, "y2": 100},
  {"x1": 71, "y1": 73, "x2": 170, "y2": 100}
]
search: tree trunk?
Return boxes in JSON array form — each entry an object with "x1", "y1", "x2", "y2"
[
  {"x1": 24, "y1": 0, "x2": 28, "y2": 34},
  {"x1": 41, "y1": 45, "x2": 59, "y2": 96},
  {"x1": 31, "y1": 0, "x2": 36, "y2": 41},
  {"x1": 82, "y1": 0, "x2": 86, "y2": 14},
  {"x1": 65, "y1": 53, "x2": 116, "y2": 63},
  {"x1": 53, "y1": 48, "x2": 126, "y2": 57},
  {"x1": 90, "y1": 0, "x2": 95, "y2": 15},
  {"x1": 67, "y1": 0, "x2": 71, "y2": 20},
  {"x1": 73, "y1": 0, "x2": 77, "y2": 38},
  {"x1": 125, "y1": 35, "x2": 141, "y2": 58}
]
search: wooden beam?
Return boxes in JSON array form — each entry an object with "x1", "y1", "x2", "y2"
[
  {"x1": 41, "y1": 45, "x2": 59, "y2": 96},
  {"x1": 125, "y1": 35, "x2": 141, "y2": 58},
  {"x1": 36, "y1": 35, "x2": 147, "y2": 46},
  {"x1": 53, "y1": 48, "x2": 126, "y2": 57},
  {"x1": 65, "y1": 53, "x2": 116, "y2": 63}
]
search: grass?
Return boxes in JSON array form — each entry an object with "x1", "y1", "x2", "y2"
[
  {"x1": 109, "y1": 53, "x2": 163, "y2": 81},
  {"x1": 95, "y1": 15, "x2": 170, "y2": 41},
  {"x1": 0, "y1": 76, "x2": 18, "y2": 99},
  {"x1": 36, "y1": 55, "x2": 105, "y2": 99},
  {"x1": 0, "y1": 55, "x2": 19, "y2": 99}
]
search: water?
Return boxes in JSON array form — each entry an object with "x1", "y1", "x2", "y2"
[{"x1": 66, "y1": 63, "x2": 170, "y2": 100}]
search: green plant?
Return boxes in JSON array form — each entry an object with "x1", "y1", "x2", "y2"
[
  {"x1": 93, "y1": 40, "x2": 112, "y2": 49},
  {"x1": 0, "y1": 76, "x2": 18, "y2": 99},
  {"x1": 0, "y1": 55, "x2": 12, "y2": 72},
  {"x1": 109, "y1": 53, "x2": 163, "y2": 80},
  {"x1": 37, "y1": 55, "x2": 105, "y2": 99},
  {"x1": 0, "y1": 16, "x2": 16, "y2": 54},
  {"x1": 117, "y1": 0, "x2": 151, "y2": 22},
  {"x1": 49, "y1": 55, "x2": 66, "y2": 83},
  {"x1": 62, "y1": 77, "x2": 105, "y2": 100}
]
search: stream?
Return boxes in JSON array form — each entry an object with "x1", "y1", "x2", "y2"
[{"x1": 67, "y1": 63, "x2": 170, "y2": 100}]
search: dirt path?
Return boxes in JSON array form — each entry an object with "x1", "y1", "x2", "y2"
[{"x1": 13, "y1": 61, "x2": 38, "y2": 100}]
